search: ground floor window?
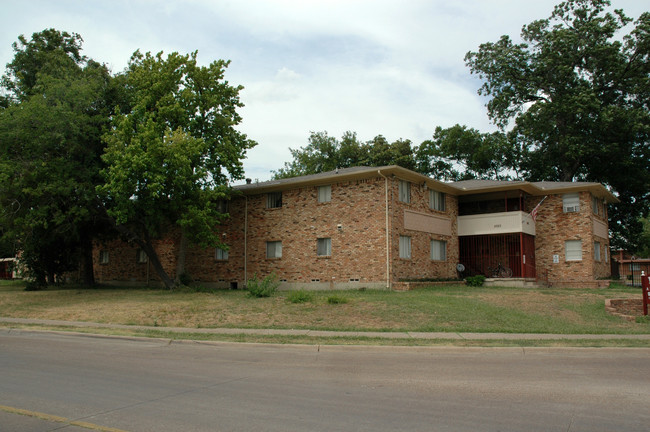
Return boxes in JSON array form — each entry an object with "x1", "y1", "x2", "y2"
[
  {"x1": 431, "y1": 240, "x2": 447, "y2": 261},
  {"x1": 399, "y1": 235, "x2": 411, "y2": 259},
  {"x1": 215, "y1": 247, "x2": 229, "y2": 261},
  {"x1": 266, "y1": 241, "x2": 282, "y2": 258},
  {"x1": 594, "y1": 241, "x2": 601, "y2": 262},
  {"x1": 565, "y1": 240, "x2": 583, "y2": 261},
  {"x1": 317, "y1": 238, "x2": 331, "y2": 256},
  {"x1": 99, "y1": 250, "x2": 109, "y2": 264}
]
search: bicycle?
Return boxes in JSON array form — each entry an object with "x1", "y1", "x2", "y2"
[{"x1": 488, "y1": 262, "x2": 513, "y2": 278}]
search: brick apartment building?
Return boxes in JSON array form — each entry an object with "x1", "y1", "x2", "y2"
[{"x1": 94, "y1": 166, "x2": 618, "y2": 289}]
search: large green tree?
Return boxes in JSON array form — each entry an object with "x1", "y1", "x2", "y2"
[
  {"x1": 0, "y1": 29, "x2": 116, "y2": 285},
  {"x1": 431, "y1": 0, "x2": 649, "y2": 251},
  {"x1": 273, "y1": 131, "x2": 417, "y2": 179},
  {"x1": 99, "y1": 51, "x2": 256, "y2": 289}
]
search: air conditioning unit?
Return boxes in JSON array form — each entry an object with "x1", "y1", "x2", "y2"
[{"x1": 564, "y1": 206, "x2": 579, "y2": 213}]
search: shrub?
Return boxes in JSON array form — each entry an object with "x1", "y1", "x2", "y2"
[
  {"x1": 247, "y1": 273, "x2": 280, "y2": 298},
  {"x1": 465, "y1": 275, "x2": 486, "y2": 287},
  {"x1": 287, "y1": 290, "x2": 312, "y2": 304},
  {"x1": 327, "y1": 295, "x2": 348, "y2": 304}
]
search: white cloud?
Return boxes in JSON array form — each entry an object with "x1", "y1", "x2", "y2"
[{"x1": 2, "y1": 0, "x2": 647, "y2": 182}]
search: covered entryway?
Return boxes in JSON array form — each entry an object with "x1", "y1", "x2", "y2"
[{"x1": 459, "y1": 233, "x2": 536, "y2": 278}]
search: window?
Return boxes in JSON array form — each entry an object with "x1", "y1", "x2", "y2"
[
  {"x1": 318, "y1": 185, "x2": 331, "y2": 203},
  {"x1": 605, "y1": 248, "x2": 608, "y2": 263},
  {"x1": 317, "y1": 238, "x2": 331, "y2": 256},
  {"x1": 216, "y1": 199, "x2": 229, "y2": 213},
  {"x1": 431, "y1": 240, "x2": 447, "y2": 261},
  {"x1": 267, "y1": 192, "x2": 282, "y2": 209},
  {"x1": 565, "y1": 240, "x2": 583, "y2": 261},
  {"x1": 563, "y1": 193, "x2": 580, "y2": 213},
  {"x1": 266, "y1": 241, "x2": 282, "y2": 258},
  {"x1": 137, "y1": 249, "x2": 148, "y2": 263},
  {"x1": 215, "y1": 247, "x2": 229, "y2": 261},
  {"x1": 399, "y1": 235, "x2": 411, "y2": 259},
  {"x1": 592, "y1": 196, "x2": 599, "y2": 215},
  {"x1": 429, "y1": 189, "x2": 446, "y2": 211},
  {"x1": 399, "y1": 180, "x2": 410, "y2": 203},
  {"x1": 594, "y1": 242, "x2": 601, "y2": 261},
  {"x1": 99, "y1": 250, "x2": 109, "y2": 265}
]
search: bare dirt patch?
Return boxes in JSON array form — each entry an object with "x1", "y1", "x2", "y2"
[{"x1": 606, "y1": 299, "x2": 646, "y2": 321}]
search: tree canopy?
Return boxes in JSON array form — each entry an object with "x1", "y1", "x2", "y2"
[
  {"x1": 461, "y1": 0, "x2": 650, "y2": 250},
  {"x1": 0, "y1": 29, "x2": 116, "y2": 285},
  {"x1": 99, "y1": 51, "x2": 256, "y2": 288},
  {"x1": 273, "y1": 131, "x2": 417, "y2": 179},
  {"x1": 0, "y1": 30, "x2": 255, "y2": 288}
]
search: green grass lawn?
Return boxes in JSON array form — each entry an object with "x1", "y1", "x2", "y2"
[{"x1": 1, "y1": 280, "x2": 648, "y2": 335}]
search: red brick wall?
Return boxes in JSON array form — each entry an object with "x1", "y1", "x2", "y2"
[
  {"x1": 390, "y1": 177, "x2": 459, "y2": 282},
  {"x1": 528, "y1": 191, "x2": 611, "y2": 286},
  {"x1": 93, "y1": 180, "x2": 611, "y2": 289}
]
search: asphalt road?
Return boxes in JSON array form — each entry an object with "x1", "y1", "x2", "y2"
[{"x1": 1, "y1": 330, "x2": 649, "y2": 432}]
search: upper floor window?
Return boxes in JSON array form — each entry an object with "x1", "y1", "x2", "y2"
[
  {"x1": 592, "y1": 196, "x2": 599, "y2": 215},
  {"x1": 318, "y1": 185, "x2": 331, "y2": 203},
  {"x1": 267, "y1": 192, "x2": 282, "y2": 209},
  {"x1": 429, "y1": 190, "x2": 446, "y2": 212},
  {"x1": 399, "y1": 180, "x2": 410, "y2": 203},
  {"x1": 216, "y1": 199, "x2": 229, "y2": 213},
  {"x1": 563, "y1": 193, "x2": 580, "y2": 213}
]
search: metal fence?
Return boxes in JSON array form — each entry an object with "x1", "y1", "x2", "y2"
[{"x1": 620, "y1": 261, "x2": 650, "y2": 287}]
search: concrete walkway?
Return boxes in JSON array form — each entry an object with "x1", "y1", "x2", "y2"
[{"x1": 1, "y1": 316, "x2": 649, "y2": 340}]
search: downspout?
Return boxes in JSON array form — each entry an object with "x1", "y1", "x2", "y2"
[
  {"x1": 378, "y1": 170, "x2": 391, "y2": 289},
  {"x1": 244, "y1": 195, "x2": 248, "y2": 288}
]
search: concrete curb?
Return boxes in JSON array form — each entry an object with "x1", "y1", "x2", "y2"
[{"x1": 1, "y1": 317, "x2": 649, "y2": 340}]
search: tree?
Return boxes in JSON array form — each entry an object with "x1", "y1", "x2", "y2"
[
  {"x1": 462, "y1": 0, "x2": 649, "y2": 250},
  {"x1": 99, "y1": 51, "x2": 256, "y2": 289},
  {"x1": 273, "y1": 131, "x2": 417, "y2": 179},
  {"x1": 0, "y1": 29, "x2": 116, "y2": 285},
  {"x1": 417, "y1": 125, "x2": 521, "y2": 181}
]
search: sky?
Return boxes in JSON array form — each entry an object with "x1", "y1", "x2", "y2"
[{"x1": 1, "y1": 0, "x2": 646, "y2": 183}]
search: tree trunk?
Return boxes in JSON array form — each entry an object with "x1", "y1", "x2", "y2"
[
  {"x1": 174, "y1": 229, "x2": 188, "y2": 285},
  {"x1": 112, "y1": 222, "x2": 176, "y2": 290},
  {"x1": 139, "y1": 231, "x2": 176, "y2": 290},
  {"x1": 80, "y1": 234, "x2": 96, "y2": 286}
]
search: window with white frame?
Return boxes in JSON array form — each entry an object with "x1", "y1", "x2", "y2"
[
  {"x1": 267, "y1": 192, "x2": 282, "y2": 209},
  {"x1": 215, "y1": 246, "x2": 229, "y2": 261},
  {"x1": 563, "y1": 193, "x2": 580, "y2": 213},
  {"x1": 565, "y1": 240, "x2": 583, "y2": 261},
  {"x1": 594, "y1": 241, "x2": 601, "y2": 261},
  {"x1": 318, "y1": 185, "x2": 331, "y2": 203},
  {"x1": 429, "y1": 189, "x2": 445, "y2": 211},
  {"x1": 605, "y1": 247, "x2": 608, "y2": 263},
  {"x1": 99, "y1": 250, "x2": 109, "y2": 265},
  {"x1": 431, "y1": 240, "x2": 447, "y2": 261},
  {"x1": 399, "y1": 180, "x2": 410, "y2": 203},
  {"x1": 317, "y1": 238, "x2": 331, "y2": 256},
  {"x1": 399, "y1": 235, "x2": 411, "y2": 259},
  {"x1": 266, "y1": 241, "x2": 282, "y2": 258},
  {"x1": 137, "y1": 249, "x2": 148, "y2": 263},
  {"x1": 592, "y1": 196, "x2": 599, "y2": 215}
]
